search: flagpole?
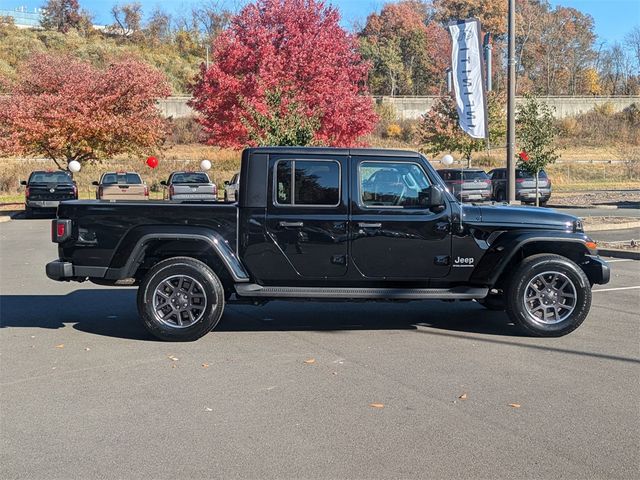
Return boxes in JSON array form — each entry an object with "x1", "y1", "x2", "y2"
[{"x1": 507, "y1": 0, "x2": 516, "y2": 203}]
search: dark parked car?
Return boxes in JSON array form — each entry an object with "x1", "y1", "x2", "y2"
[
  {"x1": 489, "y1": 168, "x2": 552, "y2": 205},
  {"x1": 21, "y1": 170, "x2": 77, "y2": 218},
  {"x1": 46, "y1": 147, "x2": 608, "y2": 341},
  {"x1": 436, "y1": 169, "x2": 492, "y2": 202},
  {"x1": 161, "y1": 171, "x2": 217, "y2": 201}
]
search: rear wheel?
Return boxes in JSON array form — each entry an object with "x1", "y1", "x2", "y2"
[
  {"x1": 137, "y1": 257, "x2": 225, "y2": 341},
  {"x1": 505, "y1": 254, "x2": 591, "y2": 337},
  {"x1": 495, "y1": 189, "x2": 505, "y2": 202},
  {"x1": 24, "y1": 206, "x2": 33, "y2": 219},
  {"x1": 224, "y1": 192, "x2": 228, "y2": 202}
]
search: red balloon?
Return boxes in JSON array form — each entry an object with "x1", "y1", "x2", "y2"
[{"x1": 146, "y1": 156, "x2": 159, "y2": 169}]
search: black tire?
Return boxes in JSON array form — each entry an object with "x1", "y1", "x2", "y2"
[
  {"x1": 137, "y1": 256, "x2": 225, "y2": 341},
  {"x1": 505, "y1": 254, "x2": 591, "y2": 337},
  {"x1": 495, "y1": 189, "x2": 505, "y2": 202},
  {"x1": 477, "y1": 294, "x2": 505, "y2": 311},
  {"x1": 539, "y1": 201, "x2": 548, "y2": 207},
  {"x1": 24, "y1": 207, "x2": 33, "y2": 219},
  {"x1": 224, "y1": 192, "x2": 228, "y2": 202}
]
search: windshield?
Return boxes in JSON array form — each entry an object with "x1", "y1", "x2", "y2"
[
  {"x1": 517, "y1": 169, "x2": 547, "y2": 179},
  {"x1": 29, "y1": 172, "x2": 73, "y2": 184},
  {"x1": 101, "y1": 173, "x2": 143, "y2": 185},
  {"x1": 439, "y1": 170, "x2": 489, "y2": 180},
  {"x1": 171, "y1": 173, "x2": 210, "y2": 184}
]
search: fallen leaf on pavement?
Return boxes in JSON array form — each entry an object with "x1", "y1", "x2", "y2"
[
  {"x1": 54, "y1": 344, "x2": 64, "y2": 349},
  {"x1": 202, "y1": 363, "x2": 209, "y2": 368},
  {"x1": 508, "y1": 403, "x2": 521, "y2": 408},
  {"x1": 304, "y1": 358, "x2": 316, "y2": 364},
  {"x1": 168, "y1": 355, "x2": 179, "y2": 361},
  {"x1": 85, "y1": 347, "x2": 90, "y2": 351},
  {"x1": 205, "y1": 407, "x2": 212, "y2": 412},
  {"x1": 369, "y1": 403, "x2": 384, "y2": 409},
  {"x1": 459, "y1": 393, "x2": 468, "y2": 400}
]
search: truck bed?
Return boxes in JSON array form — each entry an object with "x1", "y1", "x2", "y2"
[{"x1": 56, "y1": 200, "x2": 238, "y2": 271}]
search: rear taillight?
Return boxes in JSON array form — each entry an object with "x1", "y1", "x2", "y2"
[
  {"x1": 72, "y1": 184, "x2": 78, "y2": 198},
  {"x1": 169, "y1": 185, "x2": 175, "y2": 197},
  {"x1": 516, "y1": 178, "x2": 525, "y2": 183},
  {"x1": 144, "y1": 186, "x2": 149, "y2": 197},
  {"x1": 212, "y1": 184, "x2": 217, "y2": 194},
  {"x1": 25, "y1": 186, "x2": 30, "y2": 199},
  {"x1": 98, "y1": 186, "x2": 103, "y2": 198},
  {"x1": 51, "y1": 219, "x2": 72, "y2": 243}
]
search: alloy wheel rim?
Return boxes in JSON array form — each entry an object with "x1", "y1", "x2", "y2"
[
  {"x1": 152, "y1": 274, "x2": 209, "y2": 328},
  {"x1": 523, "y1": 271, "x2": 577, "y2": 325}
]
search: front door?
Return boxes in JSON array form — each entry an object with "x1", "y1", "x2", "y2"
[
  {"x1": 350, "y1": 157, "x2": 452, "y2": 279},
  {"x1": 264, "y1": 155, "x2": 349, "y2": 281}
]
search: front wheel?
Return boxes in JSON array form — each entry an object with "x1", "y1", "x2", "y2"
[
  {"x1": 506, "y1": 254, "x2": 591, "y2": 337},
  {"x1": 137, "y1": 257, "x2": 225, "y2": 341}
]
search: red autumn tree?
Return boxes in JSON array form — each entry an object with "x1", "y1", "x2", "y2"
[
  {"x1": 0, "y1": 53, "x2": 171, "y2": 169},
  {"x1": 189, "y1": 0, "x2": 377, "y2": 148}
]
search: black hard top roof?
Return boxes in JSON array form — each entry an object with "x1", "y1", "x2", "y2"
[{"x1": 245, "y1": 146, "x2": 422, "y2": 158}]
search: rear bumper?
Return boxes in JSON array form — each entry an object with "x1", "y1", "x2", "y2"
[
  {"x1": 582, "y1": 255, "x2": 610, "y2": 285},
  {"x1": 517, "y1": 190, "x2": 551, "y2": 202},
  {"x1": 46, "y1": 260, "x2": 107, "y2": 282},
  {"x1": 27, "y1": 200, "x2": 60, "y2": 208}
]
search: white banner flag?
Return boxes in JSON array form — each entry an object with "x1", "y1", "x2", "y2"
[{"x1": 448, "y1": 19, "x2": 487, "y2": 139}]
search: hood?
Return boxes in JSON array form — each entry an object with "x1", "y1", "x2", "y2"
[{"x1": 478, "y1": 204, "x2": 578, "y2": 231}]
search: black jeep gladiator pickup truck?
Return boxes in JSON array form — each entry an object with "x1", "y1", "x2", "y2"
[{"x1": 46, "y1": 147, "x2": 610, "y2": 341}]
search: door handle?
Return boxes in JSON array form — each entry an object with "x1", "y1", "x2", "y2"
[
  {"x1": 279, "y1": 221, "x2": 304, "y2": 228},
  {"x1": 358, "y1": 222, "x2": 382, "y2": 228}
]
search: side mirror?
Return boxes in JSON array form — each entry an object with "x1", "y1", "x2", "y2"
[
  {"x1": 420, "y1": 186, "x2": 445, "y2": 208},
  {"x1": 20, "y1": 180, "x2": 27, "y2": 186},
  {"x1": 92, "y1": 181, "x2": 99, "y2": 186},
  {"x1": 160, "y1": 180, "x2": 167, "y2": 186}
]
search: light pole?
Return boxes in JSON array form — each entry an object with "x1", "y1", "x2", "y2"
[{"x1": 507, "y1": 0, "x2": 516, "y2": 203}]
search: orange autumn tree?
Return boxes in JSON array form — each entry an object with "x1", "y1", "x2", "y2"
[{"x1": 0, "y1": 53, "x2": 171, "y2": 170}]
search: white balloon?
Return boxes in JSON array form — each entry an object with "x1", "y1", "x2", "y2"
[
  {"x1": 68, "y1": 160, "x2": 81, "y2": 172},
  {"x1": 441, "y1": 154, "x2": 454, "y2": 166},
  {"x1": 200, "y1": 159, "x2": 212, "y2": 171}
]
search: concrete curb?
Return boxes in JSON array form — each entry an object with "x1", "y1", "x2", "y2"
[
  {"x1": 584, "y1": 221, "x2": 640, "y2": 232},
  {"x1": 549, "y1": 204, "x2": 620, "y2": 210},
  {"x1": 598, "y1": 248, "x2": 640, "y2": 260}
]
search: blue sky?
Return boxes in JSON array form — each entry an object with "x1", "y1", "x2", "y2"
[{"x1": 2, "y1": 0, "x2": 638, "y2": 44}]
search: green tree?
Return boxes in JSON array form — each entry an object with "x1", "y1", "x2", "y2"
[
  {"x1": 515, "y1": 95, "x2": 559, "y2": 206},
  {"x1": 239, "y1": 90, "x2": 319, "y2": 146},
  {"x1": 417, "y1": 92, "x2": 506, "y2": 167}
]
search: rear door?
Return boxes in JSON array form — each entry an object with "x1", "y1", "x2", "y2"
[
  {"x1": 264, "y1": 154, "x2": 348, "y2": 280},
  {"x1": 350, "y1": 156, "x2": 452, "y2": 279}
]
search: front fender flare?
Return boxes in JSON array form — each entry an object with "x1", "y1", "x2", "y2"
[{"x1": 470, "y1": 231, "x2": 592, "y2": 286}]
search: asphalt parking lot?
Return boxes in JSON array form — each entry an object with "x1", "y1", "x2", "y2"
[{"x1": 1, "y1": 217, "x2": 639, "y2": 480}]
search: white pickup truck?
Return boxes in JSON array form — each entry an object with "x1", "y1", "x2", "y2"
[{"x1": 161, "y1": 171, "x2": 218, "y2": 201}]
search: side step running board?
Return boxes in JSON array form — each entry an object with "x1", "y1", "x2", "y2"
[{"x1": 234, "y1": 284, "x2": 488, "y2": 300}]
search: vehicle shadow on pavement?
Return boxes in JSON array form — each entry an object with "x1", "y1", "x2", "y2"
[{"x1": 0, "y1": 289, "x2": 522, "y2": 340}]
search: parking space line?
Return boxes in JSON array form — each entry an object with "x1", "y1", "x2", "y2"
[{"x1": 593, "y1": 286, "x2": 640, "y2": 293}]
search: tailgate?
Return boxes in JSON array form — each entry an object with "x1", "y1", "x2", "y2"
[
  {"x1": 101, "y1": 184, "x2": 147, "y2": 200},
  {"x1": 173, "y1": 184, "x2": 216, "y2": 198},
  {"x1": 28, "y1": 184, "x2": 76, "y2": 201}
]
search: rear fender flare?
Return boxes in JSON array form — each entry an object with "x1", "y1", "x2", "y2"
[{"x1": 106, "y1": 227, "x2": 249, "y2": 282}]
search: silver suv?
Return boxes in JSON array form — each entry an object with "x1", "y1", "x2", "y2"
[
  {"x1": 436, "y1": 169, "x2": 492, "y2": 202},
  {"x1": 488, "y1": 168, "x2": 551, "y2": 205}
]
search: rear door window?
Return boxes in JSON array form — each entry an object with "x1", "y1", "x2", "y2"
[
  {"x1": 275, "y1": 160, "x2": 340, "y2": 206},
  {"x1": 171, "y1": 173, "x2": 210, "y2": 184},
  {"x1": 102, "y1": 173, "x2": 143, "y2": 185},
  {"x1": 29, "y1": 172, "x2": 73, "y2": 184}
]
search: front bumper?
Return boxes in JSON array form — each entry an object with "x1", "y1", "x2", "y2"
[
  {"x1": 46, "y1": 260, "x2": 107, "y2": 282},
  {"x1": 582, "y1": 255, "x2": 610, "y2": 285}
]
